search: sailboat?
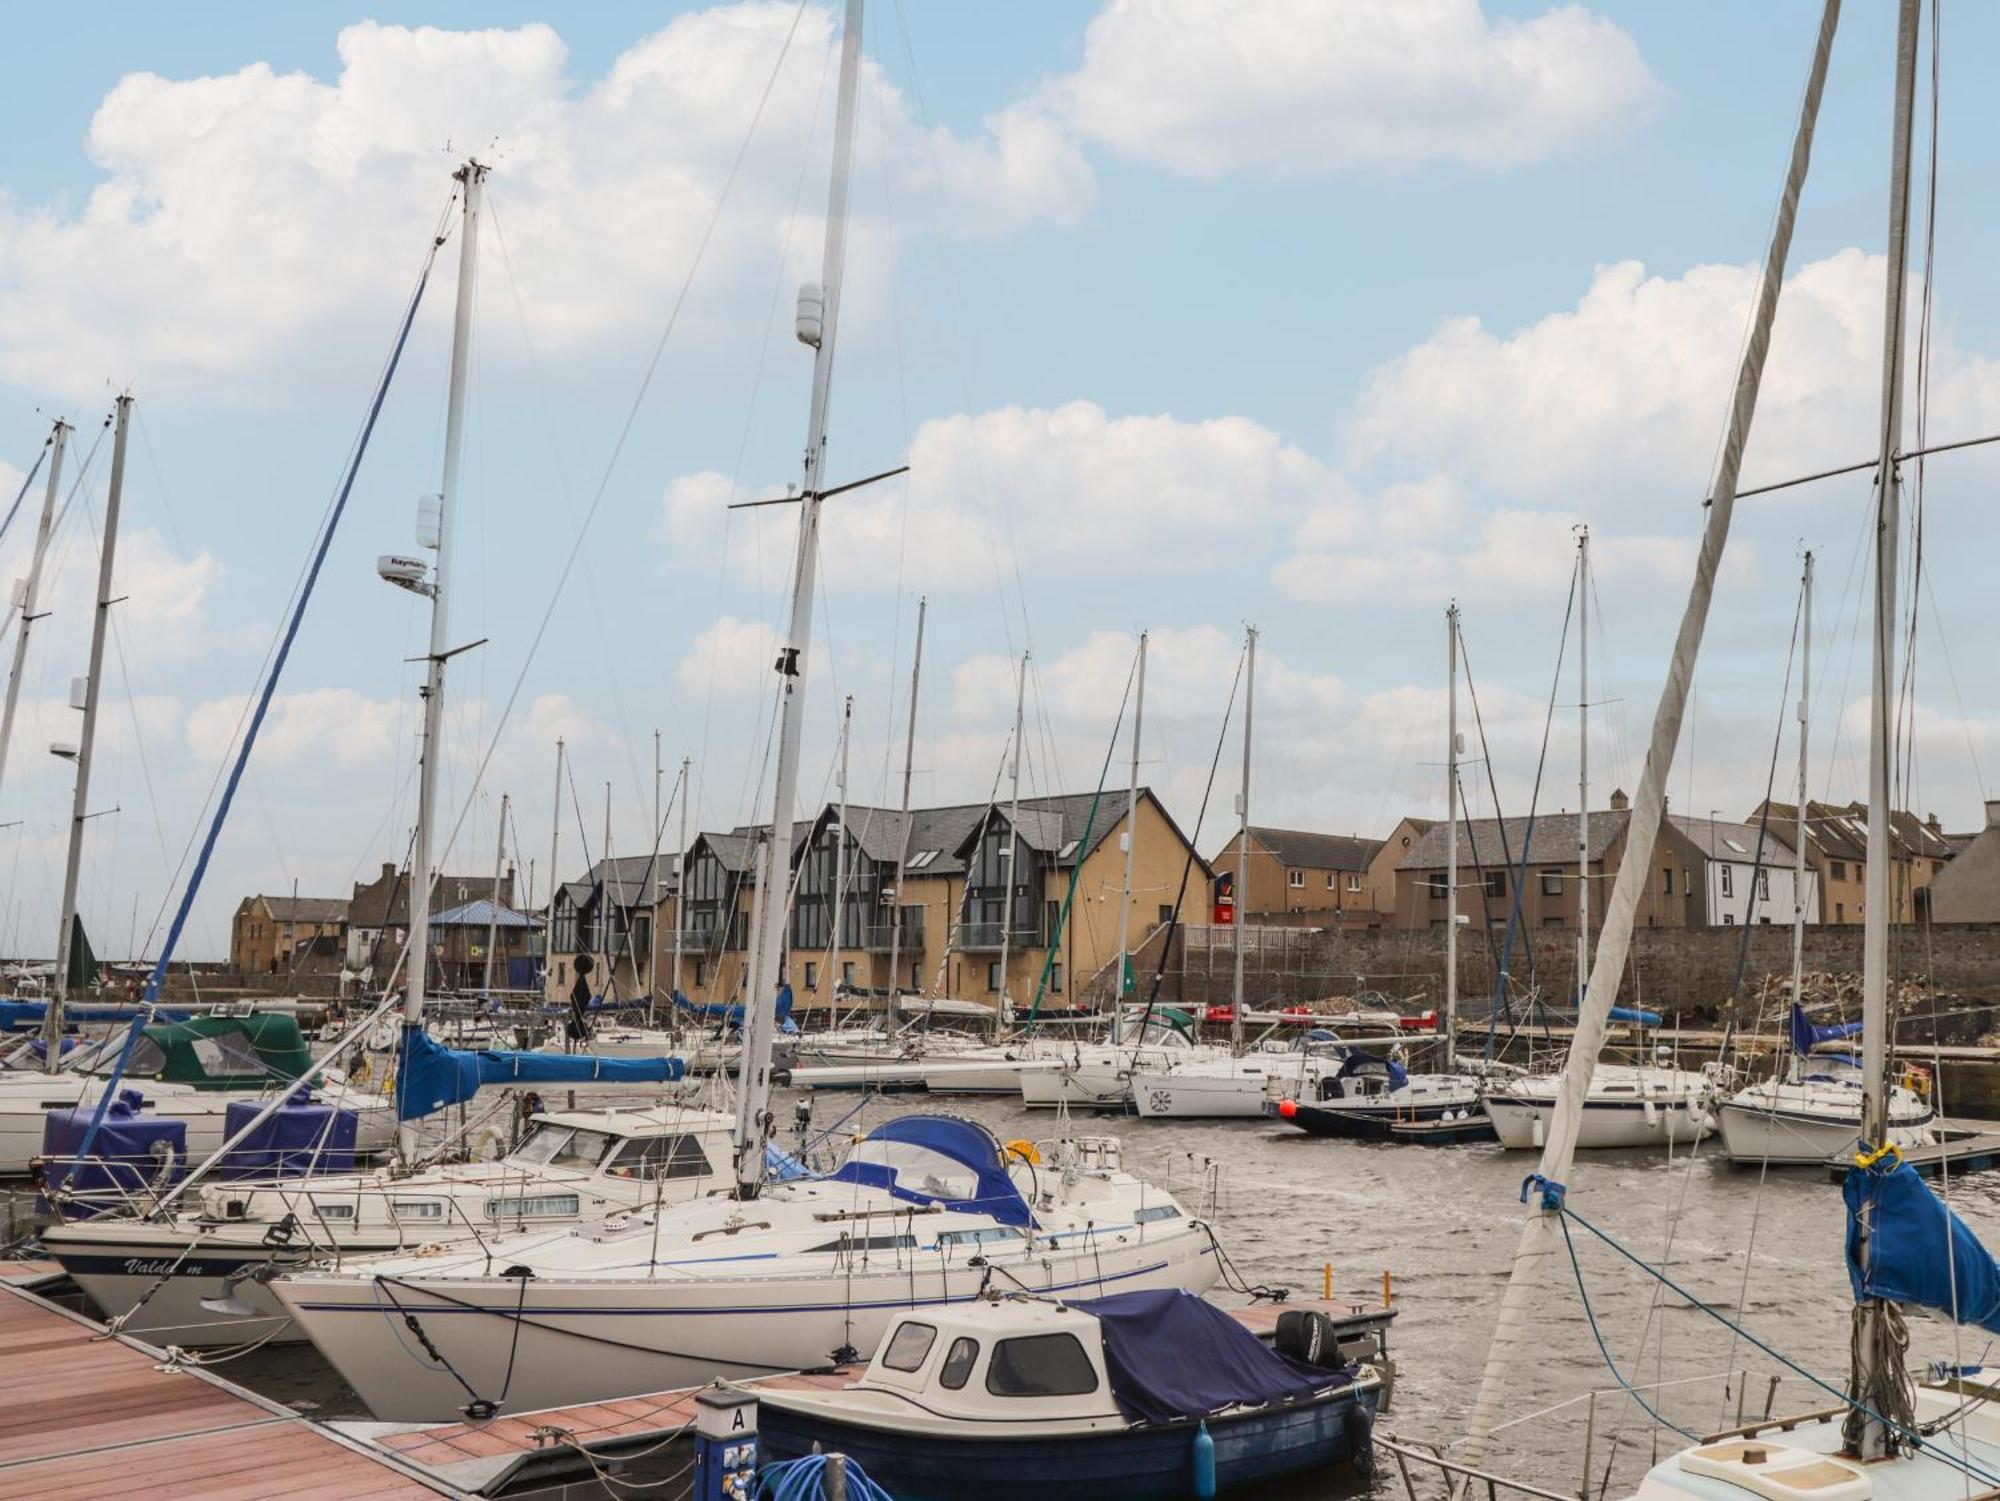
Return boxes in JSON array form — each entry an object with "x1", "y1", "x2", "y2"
[
  {"x1": 272, "y1": 0, "x2": 1217, "y2": 1424},
  {"x1": 1464, "y1": 9, "x2": 2000, "y2": 1497},
  {"x1": 1268, "y1": 605, "x2": 1489, "y2": 1142}
]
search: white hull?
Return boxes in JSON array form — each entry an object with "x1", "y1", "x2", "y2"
[
  {"x1": 275, "y1": 1226, "x2": 1218, "y2": 1422},
  {"x1": 1484, "y1": 1091, "x2": 1713, "y2": 1150},
  {"x1": 1130, "y1": 1067, "x2": 1274, "y2": 1119},
  {"x1": 1717, "y1": 1094, "x2": 1936, "y2": 1166}
]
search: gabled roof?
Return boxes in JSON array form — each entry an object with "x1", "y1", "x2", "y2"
[
  {"x1": 433, "y1": 899, "x2": 539, "y2": 929},
  {"x1": 1751, "y1": 800, "x2": 1956, "y2": 864},
  {"x1": 1239, "y1": 826, "x2": 1382, "y2": 873},
  {"x1": 1400, "y1": 810, "x2": 1631, "y2": 870},
  {"x1": 1666, "y1": 814, "x2": 1799, "y2": 866},
  {"x1": 349, "y1": 866, "x2": 515, "y2": 928},
  {"x1": 255, "y1": 895, "x2": 349, "y2": 924}
]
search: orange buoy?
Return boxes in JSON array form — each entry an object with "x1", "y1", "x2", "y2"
[{"x1": 1278, "y1": 1099, "x2": 1297, "y2": 1119}]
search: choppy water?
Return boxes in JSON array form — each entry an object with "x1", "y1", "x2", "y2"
[{"x1": 216, "y1": 1088, "x2": 2000, "y2": 1499}]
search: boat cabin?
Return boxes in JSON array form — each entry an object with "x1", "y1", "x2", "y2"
[
  {"x1": 63, "y1": 1013, "x2": 315, "y2": 1091},
  {"x1": 853, "y1": 1298, "x2": 1126, "y2": 1426}
]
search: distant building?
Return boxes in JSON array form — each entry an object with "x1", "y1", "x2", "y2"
[
  {"x1": 1744, "y1": 800, "x2": 1955, "y2": 924},
  {"x1": 230, "y1": 894, "x2": 347, "y2": 977},
  {"x1": 545, "y1": 855, "x2": 676, "y2": 1003},
  {"x1": 1208, "y1": 826, "x2": 1385, "y2": 918},
  {"x1": 1364, "y1": 816, "x2": 1435, "y2": 917},
  {"x1": 345, "y1": 863, "x2": 516, "y2": 981},
  {"x1": 1665, "y1": 813, "x2": 1814, "y2": 927},
  {"x1": 1927, "y1": 801, "x2": 2000, "y2": 922},
  {"x1": 430, "y1": 899, "x2": 540, "y2": 992}
]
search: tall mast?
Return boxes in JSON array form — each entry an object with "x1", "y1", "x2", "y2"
[
  {"x1": 1576, "y1": 526, "x2": 1592, "y2": 996},
  {"x1": 403, "y1": 160, "x2": 484, "y2": 1066},
  {"x1": 600, "y1": 783, "x2": 613, "y2": 996},
  {"x1": 1459, "y1": 0, "x2": 1840, "y2": 1464},
  {"x1": 650, "y1": 730, "x2": 662, "y2": 1013},
  {"x1": 830, "y1": 694, "x2": 851, "y2": 1031},
  {"x1": 1850, "y1": 0, "x2": 1920, "y2": 1461},
  {"x1": 545, "y1": 737, "x2": 563, "y2": 1003},
  {"x1": 0, "y1": 419, "x2": 70, "y2": 807},
  {"x1": 734, "y1": 0, "x2": 865, "y2": 1197},
  {"x1": 996, "y1": 653, "x2": 1027, "y2": 1019},
  {"x1": 46, "y1": 397, "x2": 129, "y2": 1058},
  {"x1": 1111, "y1": 632, "x2": 1147, "y2": 1044},
  {"x1": 885, "y1": 597, "x2": 926, "y2": 1007},
  {"x1": 483, "y1": 793, "x2": 508, "y2": 995},
  {"x1": 1232, "y1": 627, "x2": 1256, "y2": 1055},
  {"x1": 671, "y1": 755, "x2": 689, "y2": 1000},
  {"x1": 1792, "y1": 552, "x2": 1812, "y2": 1058},
  {"x1": 1445, "y1": 605, "x2": 1460, "y2": 1073}
]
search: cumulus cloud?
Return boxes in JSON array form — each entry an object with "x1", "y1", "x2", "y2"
[
  {"x1": 1046, "y1": 0, "x2": 1659, "y2": 179},
  {"x1": 185, "y1": 687, "x2": 403, "y2": 772},
  {"x1": 678, "y1": 615, "x2": 780, "y2": 700},
  {"x1": 0, "y1": 6, "x2": 1094, "y2": 397}
]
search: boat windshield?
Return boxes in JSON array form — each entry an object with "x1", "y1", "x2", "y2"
[
  {"x1": 839, "y1": 1139, "x2": 982, "y2": 1202},
  {"x1": 66, "y1": 1034, "x2": 167, "y2": 1078},
  {"x1": 507, "y1": 1125, "x2": 615, "y2": 1169}
]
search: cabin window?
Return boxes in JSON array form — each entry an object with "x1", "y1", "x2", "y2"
[
  {"x1": 313, "y1": 1203, "x2": 356, "y2": 1220},
  {"x1": 1288, "y1": 870, "x2": 1304, "y2": 889},
  {"x1": 937, "y1": 1227, "x2": 1021, "y2": 1249},
  {"x1": 881, "y1": 1321, "x2": 938, "y2": 1372},
  {"x1": 985, "y1": 1333, "x2": 1099, "y2": 1397},
  {"x1": 939, "y1": 1337, "x2": 980, "y2": 1390},
  {"x1": 392, "y1": 1200, "x2": 443, "y2": 1219},
  {"x1": 605, "y1": 1133, "x2": 713, "y2": 1181},
  {"x1": 487, "y1": 1193, "x2": 581, "y2": 1221},
  {"x1": 808, "y1": 1233, "x2": 918, "y2": 1254},
  {"x1": 510, "y1": 1125, "x2": 615, "y2": 1169},
  {"x1": 191, "y1": 1029, "x2": 271, "y2": 1079},
  {"x1": 1134, "y1": 1204, "x2": 1182, "y2": 1223}
]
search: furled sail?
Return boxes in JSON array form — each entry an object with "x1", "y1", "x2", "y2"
[
  {"x1": 394, "y1": 1024, "x2": 685, "y2": 1120},
  {"x1": 1846, "y1": 1157, "x2": 2000, "y2": 1337}
]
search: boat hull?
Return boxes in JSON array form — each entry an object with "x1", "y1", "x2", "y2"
[
  {"x1": 1717, "y1": 1100, "x2": 1935, "y2": 1166},
  {"x1": 274, "y1": 1230, "x2": 1219, "y2": 1422},
  {"x1": 1274, "y1": 1098, "x2": 1495, "y2": 1145},
  {"x1": 759, "y1": 1378, "x2": 1380, "y2": 1501},
  {"x1": 1482, "y1": 1094, "x2": 1712, "y2": 1150},
  {"x1": 1130, "y1": 1070, "x2": 1272, "y2": 1120}
]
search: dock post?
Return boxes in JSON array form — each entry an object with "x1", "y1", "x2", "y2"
[{"x1": 693, "y1": 1385, "x2": 760, "y2": 1501}]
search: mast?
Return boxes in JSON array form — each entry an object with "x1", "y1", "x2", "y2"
[
  {"x1": 600, "y1": 783, "x2": 613, "y2": 998},
  {"x1": 1445, "y1": 605, "x2": 1460, "y2": 1073},
  {"x1": 1232, "y1": 626, "x2": 1256, "y2": 1055},
  {"x1": 671, "y1": 755, "x2": 689, "y2": 1000},
  {"x1": 403, "y1": 160, "x2": 484, "y2": 1076},
  {"x1": 885, "y1": 597, "x2": 926, "y2": 1008},
  {"x1": 1792, "y1": 552, "x2": 1812, "y2": 1062},
  {"x1": 483, "y1": 793, "x2": 508, "y2": 995},
  {"x1": 0, "y1": 419, "x2": 69, "y2": 806},
  {"x1": 545, "y1": 737, "x2": 564, "y2": 1003},
  {"x1": 1111, "y1": 632, "x2": 1147, "y2": 1044},
  {"x1": 1576, "y1": 526, "x2": 1592, "y2": 997},
  {"x1": 650, "y1": 730, "x2": 661, "y2": 1014},
  {"x1": 45, "y1": 397, "x2": 129, "y2": 1059},
  {"x1": 734, "y1": 0, "x2": 865, "y2": 1197},
  {"x1": 1459, "y1": 0, "x2": 1840, "y2": 1464},
  {"x1": 996, "y1": 653, "x2": 1027, "y2": 1020},
  {"x1": 1850, "y1": 0, "x2": 1920, "y2": 1461},
  {"x1": 830, "y1": 694, "x2": 851, "y2": 1030}
]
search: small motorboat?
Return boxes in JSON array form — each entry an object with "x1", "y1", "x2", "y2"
[
  {"x1": 754, "y1": 1288, "x2": 1382, "y2": 1501},
  {"x1": 1266, "y1": 1049, "x2": 1495, "y2": 1145}
]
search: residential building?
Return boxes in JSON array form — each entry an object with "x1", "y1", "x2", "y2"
[
  {"x1": 1665, "y1": 814, "x2": 1813, "y2": 927},
  {"x1": 429, "y1": 899, "x2": 540, "y2": 992},
  {"x1": 345, "y1": 863, "x2": 516, "y2": 982},
  {"x1": 1364, "y1": 816, "x2": 1435, "y2": 915},
  {"x1": 1209, "y1": 826, "x2": 1384, "y2": 918},
  {"x1": 545, "y1": 854, "x2": 676, "y2": 1003},
  {"x1": 1926, "y1": 801, "x2": 2000, "y2": 922},
  {"x1": 1744, "y1": 800, "x2": 1956, "y2": 924},
  {"x1": 230, "y1": 894, "x2": 348, "y2": 977}
]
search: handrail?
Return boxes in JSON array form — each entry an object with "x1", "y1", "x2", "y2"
[{"x1": 1376, "y1": 1433, "x2": 1576, "y2": 1501}]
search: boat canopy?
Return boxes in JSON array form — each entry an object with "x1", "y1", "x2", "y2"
[
  {"x1": 825, "y1": 1114, "x2": 1032, "y2": 1227},
  {"x1": 68, "y1": 1013, "x2": 315, "y2": 1088},
  {"x1": 1076, "y1": 1288, "x2": 1348, "y2": 1426},
  {"x1": 670, "y1": 984, "x2": 797, "y2": 1034},
  {"x1": 1335, "y1": 1051, "x2": 1408, "y2": 1091},
  {"x1": 1845, "y1": 1156, "x2": 2000, "y2": 1336},
  {"x1": 394, "y1": 1024, "x2": 686, "y2": 1121}
]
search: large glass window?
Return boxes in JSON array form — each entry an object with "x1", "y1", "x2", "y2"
[
  {"x1": 841, "y1": 1140, "x2": 981, "y2": 1202},
  {"x1": 604, "y1": 1133, "x2": 713, "y2": 1181},
  {"x1": 985, "y1": 1333, "x2": 1098, "y2": 1397},
  {"x1": 508, "y1": 1125, "x2": 614, "y2": 1169},
  {"x1": 881, "y1": 1322, "x2": 937, "y2": 1372},
  {"x1": 939, "y1": 1337, "x2": 979, "y2": 1390},
  {"x1": 190, "y1": 1029, "x2": 272, "y2": 1079}
]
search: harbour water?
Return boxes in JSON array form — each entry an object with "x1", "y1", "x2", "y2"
[{"x1": 207, "y1": 1085, "x2": 2000, "y2": 1498}]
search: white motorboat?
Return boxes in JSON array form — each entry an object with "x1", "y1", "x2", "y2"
[
  {"x1": 0, "y1": 1013, "x2": 393, "y2": 1175},
  {"x1": 1018, "y1": 1013, "x2": 1212, "y2": 1111},
  {"x1": 271, "y1": 1115, "x2": 1219, "y2": 1421},
  {"x1": 1129, "y1": 1036, "x2": 1346, "y2": 1120},
  {"x1": 39, "y1": 1102, "x2": 738, "y2": 1347},
  {"x1": 1481, "y1": 1055, "x2": 1715, "y2": 1150},
  {"x1": 1271, "y1": 1050, "x2": 1496, "y2": 1143}
]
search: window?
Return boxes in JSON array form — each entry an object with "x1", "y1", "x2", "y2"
[
  {"x1": 810, "y1": 1233, "x2": 919, "y2": 1253},
  {"x1": 1134, "y1": 1204, "x2": 1182, "y2": 1224},
  {"x1": 694, "y1": 959, "x2": 707, "y2": 988},
  {"x1": 939, "y1": 1337, "x2": 980, "y2": 1390},
  {"x1": 1662, "y1": 868, "x2": 1674, "y2": 895},
  {"x1": 392, "y1": 1199, "x2": 444, "y2": 1219},
  {"x1": 911, "y1": 962, "x2": 922, "y2": 989},
  {"x1": 1541, "y1": 869, "x2": 1563, "y2": 896},
  {"x1": 1348, "y1": 874, "x2": 1362, "y2": 892},
  {"x1": 1486, "y1": 870, "x2": 1506, "y2": 898},
  {"x1": 1836, "y1": 902, "x2": 1845, "y2": 922},
  {"x1": 1288, "y1": 870, "x2": 1305, "y2": 888},
  {"x1": 882, "y1": 1321, "x2": 938, "y2": 1372},
  {"x1": 1719, "y1": 867, "x2": 1734, "y2": 899},
  {"x1": 1428, "y1": 872, "x2": 1448, "y2": 898},
  {"x1": 1326, "y1": 872, "x2": 1337, "y2": 890},
  {"x1": 986, "y1": 1333, "x2": 1099, "y2": 1397},
  {"x1": 937, "y1": 1227, "x2": 1022, "y2": 1247},
  {"x1": 1158, "y1": 904, "x2": 1174, "y2": 926},
  {"x1": 486, "y1": 1192, "x2": 581, "y2": 1221},
  {"x1": 311, "y1": 1202, "x2": 356, "y2": 1220},
  {"x1": 986, "y1": 962, "x2": 1001, "y2": 993},
  {"x1": 1757, "y1": 870, "x2": 1770, "y2": 901},
  {"x1": 1050, "y1": 963, "x2": 1064, "y2": 995},
  {"x1": 804, "y1": 961, "x2": 819, "y2": 992},
  {"x1": 509, "y1": 1125, "x2": 614, "y2": 1169},
  {"x1": 190, "y1": 1029, "x2": 272, "y2": 1080},
  {"x1": 1831, "y1": 860, "x2": 1847, "y2": 881},
  {"x1": 1723, "y1": 914, "x2": 1736, "y2": 926},
  {"x1": 605, "y1": 1133, "x2": 713, "y2": 1181}
]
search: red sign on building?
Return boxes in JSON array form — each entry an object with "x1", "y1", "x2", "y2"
[{"x1": 1212, "y1": 871, "x2": 1235, "y2": 926}]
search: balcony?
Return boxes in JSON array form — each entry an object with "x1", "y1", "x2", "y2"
[
  {"x1": 951, "y1": 920, "x2": 1042, "y2": 952},
  {"x1": 864, "y1": 914, "x2": 925, "y2": 952},
  {"x1": 674, "y1": 923, "x2": 739, "y2": 955}
]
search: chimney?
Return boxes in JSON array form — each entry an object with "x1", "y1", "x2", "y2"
[
  {"x1": 1609, "y1": 789, "x2": 1630, "y2": 812},
  {"x1": 1986, "y1": 800, "x2": 2000, "y2": 832},
  {"x1": 381, "y1": 862, "x2": 395, "y2": 880},
  {"x1": 1927, "y1": 812, "x2": 1942, "y2": 834}
]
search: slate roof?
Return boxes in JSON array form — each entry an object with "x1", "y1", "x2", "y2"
[
  {"x1": 254, "y1": 895, "x2": 349, "y2": 924},
  {"x1": 1400, "y1": 810, "x2": 1630, "y2": 871},
  {"x1": 1666, "y1": 814, "x2": 1799, "y2": 865},
  {"x1": 1241, "y1": 826, "x2": 1382, "y2": 873},
  {"x1": 1752, "y1": 800, "x2": 1956, "y2": 864},
  {"x1": 350, "y1": 866, "x2": 515, "y2": 927}
]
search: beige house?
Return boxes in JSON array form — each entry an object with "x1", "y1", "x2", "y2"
[
  {"x1": 1364, "y1": 816, "x2": 1435, "y2": 916},
  {"x1": 1745, "y1": 799, "x2": 1955, "y2": 924},
  {"x1": 230, "y1": 894, "x2": 347, "y2": 977},
  {"x1": 1927, "y1": 801, "x2": 2000, "y2": 922},
  {"x1": 1209, "y1": 826, "x2": 1386, "y2": 919}
]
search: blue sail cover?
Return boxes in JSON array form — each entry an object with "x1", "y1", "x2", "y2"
[
  {"x1": 0, "y1": 1000, "x2": 189, "y2": 1033},
  {"x1": 1845, "y1": 1158, "x2": 2000, "y2": 1336},
  {"x1": 1335, "y1": 1051, "x2": 1409, "y2": 1091},
  {"x1": 1076, "y1": 1289, "x2": 1347, "y2": 1426},
  {"x1": 1792, "y1": 1003, "x2": 1863, "y2": 1056},
  {"x1": 826, "y1": 1114, "x2": 1032, "y2": 1227},
  {"x1": 670, "y1": 985, "x2": 796, "y2": 1033},
  {"x1": 394, "y1": 1024, "x2": 685, "y2": 1120},
  {"x1": 1608, "y1": 1006, "x2": 1663, "y2": 1027}
]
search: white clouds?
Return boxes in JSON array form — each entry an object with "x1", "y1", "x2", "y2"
[
  {"x1": 677, "y1": 615, "x2": 780, "y2": 700},
  {"x1": 0, "y1": 6, "x2": 1093, "y2": 397},
  {"x1": 185, "y1": 687, "x2": 402, "y2": 772},
  {"x1": 1047, "y1": 0, "x2": 1659, "y2": 179}
]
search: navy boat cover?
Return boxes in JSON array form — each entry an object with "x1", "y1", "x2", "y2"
[
  {"x1": 394, "y1": 1024, "x2": 685, "y2": 1120},
  {"x1": 1792, "y1": 1003, "x2": 1862, "y2": 1060},
  {"x1": 1846, "y1": 1156, "x2": 2000, "y2": 1336},
  {"x1": 1076, "y1": 1289, "x2": 1347, "y2": 1427},
  {"x1": 670, "y1": 985, "x2": 797, "y2": 1034},
  {"x1": 39, "y1": 1090, "x2": 187, "y2": 1216},
  {"x1": 1334, "y1": 1052, "x2": 1409, "y2": 1092},
  {"x1": 825, "y1": 1115, "x2": 1032, "y2": 1227},
  {"x1": 216, "y1": 1093, "x2": 359, "y2": 1179}
]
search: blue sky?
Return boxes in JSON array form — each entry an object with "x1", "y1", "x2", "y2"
[{"x1": 0, "y1": 0, "x2": 1996, "y2": 962}]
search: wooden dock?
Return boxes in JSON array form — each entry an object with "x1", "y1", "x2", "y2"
[
  {"x1": 0, "y1": 1275, "x2": 448, "y2": 1500},
  {"x1": 1824, "y1": 1117, "x2": 2000, "y2": 1182}
]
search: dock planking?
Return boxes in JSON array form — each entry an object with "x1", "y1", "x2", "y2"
[
  {"x1": 1823, "y1": 1116, "x2": 2000, "y2": 1182},
  {"x1": 0, "y1": 1281, "x2": 444, "y2": 1500}
]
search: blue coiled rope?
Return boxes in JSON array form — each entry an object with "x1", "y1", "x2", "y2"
[{"x1": 760, "y1": 1453, "x2": 896, "y2": 1501}]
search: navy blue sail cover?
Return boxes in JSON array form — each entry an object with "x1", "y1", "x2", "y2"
[
  {"x1": 1792, "y1": 1003, "x2": 1863, "y2": 1057},
  {"x1": 394, "y1": 1024, "x2": 685, "y2": 1120},
  {"x1": 825, "y1": 1114, "x2": 1032, "y2": 1226},
  {"x1": 1608, "y1": 1006, "x2": 1663, "y2": 1027},
  {"x1": 1845, "y1": 1157, "x2": 2000, "y2": 1336},
  {"x1": 1076, "y1": 1289, "x2": 1349, "y2": 1426},
  {"x1": 0, "y1": 1000, "x2": 188, "y2": 1033},
  {"x1": 670, "y1": 984, "x2": 797, "y2": 1033},
  {"x1": 1335, "y1": 1052, "x2": 1408, "y2": 1091}
]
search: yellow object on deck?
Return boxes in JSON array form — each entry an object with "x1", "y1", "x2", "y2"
[{"x1": 1005, "y1": 1139, "x2": 1041, "y2": 1165}]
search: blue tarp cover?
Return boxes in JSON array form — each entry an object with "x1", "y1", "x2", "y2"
[
  {"x1": 826, "y1": 1114, "x2": 1033, "y2": 1227},
  {"x1": 1335, "y1": 1051, "x2": 1409, "y2": 1092},
  {"x1": 394, "y1": 1024, "x2": 686, "y2": 1120},
  {"x1": 670, "y1": 985, "x2": 797, "y2": 1034},
  {"x1": 1076, "y1": 1288, "x2": 1347, "y2": 1426},
  {"x1": 217, "y1": 1094, "x2": 358, "y2": 1180},
  {"x1": 38, "y1": 1090, "x2": 186, "y2": 1217},
  {"x1": 0, "y1": 1000, "x2": 189, "y2": 1033},
  {"x1": 1845, "y1": 1158, "x2": 2000, "y2": 1336},
  {"x1": 1793, "y1": 1003, "x2": 1863, "y2": 1057},
  {"x1": 1609, "y1": 1006, "x2": 1663, "y2": 1027}
]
